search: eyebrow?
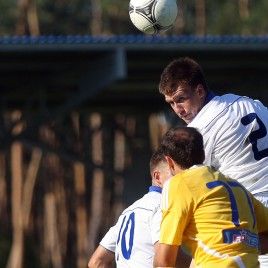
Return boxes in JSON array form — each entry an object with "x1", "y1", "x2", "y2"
[{"x1": 165, "y1": 96, "x2": 174, "y2": 102}]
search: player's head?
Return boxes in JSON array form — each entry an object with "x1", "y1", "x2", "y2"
[
  {"x1": 150, "y1": 148, "x2": 172, "y2": 187},
  {"x1": 159, "y1": 57, "x2": 208, "y2": 124},
  {"x1": 160, "y1": 126, "x2": 205, "y2": 175}
]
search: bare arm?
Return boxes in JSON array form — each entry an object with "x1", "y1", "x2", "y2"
[
  {"x1": 88, "y1": 245, "x2": 115, "y2": 268},
  {"x1": 189, "y1": 259, "x2": 195, "y2": 268},
  {"x1": 154, "y1": 243, "x2": 178, "y2": 268},
  {"x1": 176, "y1": 248, "x2": 192, "y2": 268},
  {"x1": 259, "y1": 231, "x2": 268, "y2": 254}
]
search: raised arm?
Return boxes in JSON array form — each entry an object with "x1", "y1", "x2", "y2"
[
  {"x1": 88, "y1": 245, "x2": 115, "y2": 268},
  {"x1": 154, "y1": 243, "x2": 179, "y2": 268}
]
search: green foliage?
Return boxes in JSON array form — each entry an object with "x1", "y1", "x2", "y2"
[
  {"x1": 207, "y1": 1, "x2": 242, "y2": 35},
  {"x1": 0, "y1": 0, "x2": 17, "y2": 34},
  {"x1": 101, "y1": 0, "x2": 132, "y2": 34},
  {"x1": 38, "y1": 0, "x2": 90, "y2": 34},
  {"x1": 205, "y1": 0, "x2": 268, "y2": 35},
  {"x1": 245, "y1": 1, "x2": 268, "y2": 34},
  {"x1": 0, "y1": 0, "x2": 268, "y2": 36}
]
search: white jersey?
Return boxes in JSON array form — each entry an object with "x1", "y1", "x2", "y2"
[
  {"x1": 100, "y1": 186, "x2": 161, "y2": 268},
  {"x1": 188, "y1": 93, "x2": 268, "y2": 195}
]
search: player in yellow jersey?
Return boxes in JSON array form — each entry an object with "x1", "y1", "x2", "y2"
[{"x1": 154, "y1": 126, "x2": 268, "y2": 268}]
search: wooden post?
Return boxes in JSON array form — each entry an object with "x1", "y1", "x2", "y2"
[
  {"x1": 0, "y1": 153, "x2": 7, "y2": 222},
  {"x1": 44, "y1": 193, "x2": 63, "y2": 268},
  {"x1": 88, "y1": 168, "x2": 104, "y2": 254},
  {"x1": 74, "y1": 161, "x2": 88, "y2": 268},
  {"x1": 53, "y1": 175, "x2": 68, "y2": 259},
  {"x1": 7, "y1": 142, "x2": 24, "y2": 268},
  {"x1": 195, "y1": 0, "x2": 206, "y2": 36},
  {"x1": 90, "y1": 0, "x2": 102, "y2": 34},
  {"x1": 22, "y1": 147, "x2": 42, "y2": 229},
  {"x1": 238, "y1": 0, "x2": 249, "y2": 19},
  {"x1": 88, "y1": 113, "x2": 105, "y2": 254},
  {"x1": 112, "y1": 122, "x2": 126, "y2": 220},
  {"x1": 148, "y1": 113, "x2": 169, "y2": 150}
]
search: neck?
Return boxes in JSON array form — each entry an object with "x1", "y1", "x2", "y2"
[
  {"x1": 204, "y1": 91, "x2": 215, "y2": 105},
  {"x1": 152, "y1": 181, "x2": 161, "y2": 187},
  {"x1": 172, "y1": 164, "x2": 185, "y2": 176}
]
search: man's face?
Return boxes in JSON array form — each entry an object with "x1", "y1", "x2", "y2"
[{"x1": 164, "y1": 84, "x2": 205, "y2": 124}]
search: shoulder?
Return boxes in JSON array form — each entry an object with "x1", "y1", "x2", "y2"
[
  {"x1": 162, "y1": 175, "x2": 192, "y2": 200},
  {"x1": 161, "y1": 174, "x2": 196, "y2": 212},
  {"x1": 209, "y1": 94, "x2": 242, "y2": 108},
  {"x1": 214, "y1": 94, "x2": 267, "y2": 109},
  {"x1": 142, "y1": 191, "x2": 162, "y2": 212},
  {"x1": 122, "y1": 192, "x2": 161, "y2": 215},
  {"x1": 189, "y1": 94, "x2": 244, "y2": 128},
  {"x1": 173, "y1": 166, "x2": 214, "y2": 193}
]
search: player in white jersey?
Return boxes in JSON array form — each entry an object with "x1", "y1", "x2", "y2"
[
  {"x1": 103, "y1": 185, "x2": 162, "y2": 268},
  {"x1": 158, "y1": 56, "x2": 268, "y2": 266},
  {"x1": 88, "y1": 150, "x2": 191, "y2": 268},
  {"x1": 88, "y1": 186, "x2": 164, "y2": 268},
  {"x1": 159, "y1": 57, "x2": 268, "y2": 198}
]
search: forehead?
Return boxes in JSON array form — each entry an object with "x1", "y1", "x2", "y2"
[{"x1": 164, "y1": 85, "x2": 191, "y2": 101}]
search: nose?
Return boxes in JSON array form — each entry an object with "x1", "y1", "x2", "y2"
[{"x1": 173, "y1": 102, "x2": 184, "y2": 115}]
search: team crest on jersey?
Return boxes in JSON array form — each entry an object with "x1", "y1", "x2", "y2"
[{"x1": 222, "y1": 229, "x2": 259, "y2": 249}]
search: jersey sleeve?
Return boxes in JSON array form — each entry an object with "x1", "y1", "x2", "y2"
[
  {"x1": 252, "y1": 196, "x2": 268, "y2": 233},
  {"x1": 99, "y1": 224, "x2": 118, "y2": 253},
  {"x1": 159, "y1": 178, "x2": 192, "y2": 246}
]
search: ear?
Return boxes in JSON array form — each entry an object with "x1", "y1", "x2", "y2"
[
  {"x1": 165, "y1": 155, "x2": 175, "y2": 173},
  {"x1": 196, "y1": 84, "x2": 206, "y2": 99},
  {"x1": 153, "y1": 170, "x2": 161, "y2": 185}
]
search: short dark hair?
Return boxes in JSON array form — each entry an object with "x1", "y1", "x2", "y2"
[
  {"x1": 159, "y1": 57, "x2": 208, "y2": 95},
  {"x1": 149, "y1": 148, "x2": 166, "y2": 177},
  {"x1": 160, "y1": 127, "x2": 205, "y2": 169}
]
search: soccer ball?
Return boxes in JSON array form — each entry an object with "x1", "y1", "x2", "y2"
[{"x1": 129, "y1": 0, "x2": 178, "y2": 34}]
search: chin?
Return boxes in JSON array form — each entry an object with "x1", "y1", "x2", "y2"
[{"x1": 183, "y1": 118, "x2": 191, "y2": 124}]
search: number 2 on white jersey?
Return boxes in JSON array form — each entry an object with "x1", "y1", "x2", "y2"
[
  {"x1": 117, "y1": 212, "x2": 135, "y2": 260},
  {"x1": 241, "y1": 113, "x2": 268, "y2": 160}
]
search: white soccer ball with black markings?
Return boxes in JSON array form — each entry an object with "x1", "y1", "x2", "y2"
[{"x1": 129, "y1": 0, "x2": 178, "y2": 34}]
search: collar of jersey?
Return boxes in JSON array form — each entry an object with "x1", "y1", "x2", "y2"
[
  {"x1": 149, "y1": 185, "x2": 162, "y2": 193},
  {"x1": 204, "y1": 90, "x2": 216, "y2": 105}
]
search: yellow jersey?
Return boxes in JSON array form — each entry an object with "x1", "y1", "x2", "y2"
[{"x1": 160, "y1": 165, "x2": 268, "y2": 268}]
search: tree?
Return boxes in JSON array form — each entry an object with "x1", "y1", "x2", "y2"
[
  {"x1": 16, "y1": 0, "x2": 40, "y2": 35},
  {"x1": 195, "y1": 0, "x2": 206, "y2": 36}
]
